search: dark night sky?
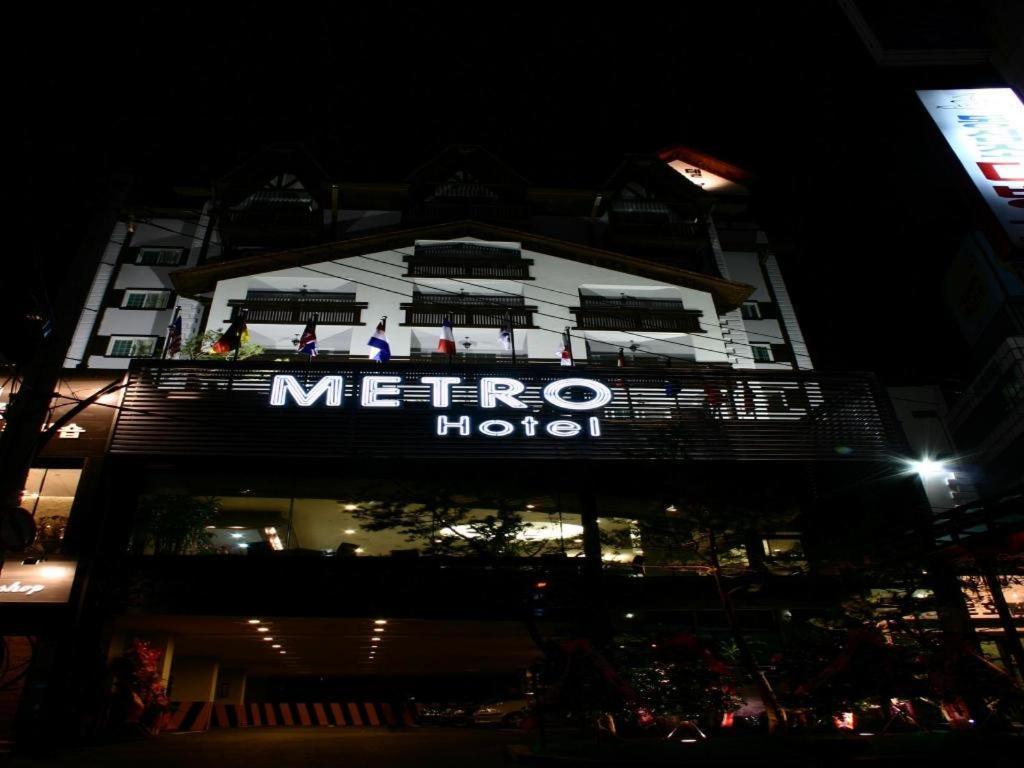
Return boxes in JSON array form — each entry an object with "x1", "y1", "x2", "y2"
[{"x1": 13, "y1": 2, "x2": 1008, "y2": 383}]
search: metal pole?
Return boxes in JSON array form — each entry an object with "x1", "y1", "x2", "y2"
[{"x1": 507, "y1": 309, "x2": 517, "y2": 366}]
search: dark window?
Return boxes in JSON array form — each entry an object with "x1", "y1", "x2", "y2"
[
  {"x1": 740, "y1": 302, "x2": 762, "y2": 320},
  {"x1": 122, "y1": 290, "x2": 171, "y2": 310},
  {"x1": 751, "y1": 344, "x2": 773, "y2": 363},
  {"x1": 136, "y1": 248, "x2": 186, "y2": 266}
]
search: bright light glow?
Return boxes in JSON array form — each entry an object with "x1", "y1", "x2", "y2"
[
  {"x1": 272, "y1": 644, "x2": 281, "y2": 649},
  {"x1": 263, "y1": 637, "x2": 274, "y2": 642},
  {"x1": 908, "y1": 458, "x2": 948, "y2": 479},
  {"x1": 526, "y1": 504, "x2": 535, "y2": 510},
  {"x1": 279, "y1": 650, "x2": 286, "y2": 654},
  {"x1": 374, "y1": 628, "x2": 384, "y2": 633},
  {"x1": 665, "y1": 505, "x2": 678, "y2": 513},
  {"x1": 237, "y1": 542, "x2": 249, "y2": 549},
  {"x1": 374, "y1": 619, "x2": 388, "y2": 625},
  {"x1": 624, "y1": 613, "x2": 635, "y2": 619},
  {"x1": 442, "y1": 521, "x2": 584, "y2": 542},
  {"x1": 248, "y1": 619, "x2": 261, "y2": 624},
  {"x1": 231, "y1": 533, "x2": 244, "y2": 539},
  {"x1": 264, "y1": 526, "x2": 284, "y2": 551},
  {"x1": 354, "y1": 547, "x2": 364, "y2": 554},
  {"x1": 343, "y1": 504, "x2": 359, "y2": 511},
  {"x1": 257, "y1": 627, "x2": 269, "y2": 633},
  {"x1": 344, "y1": 529, "x2": 356, "y2": 535}
]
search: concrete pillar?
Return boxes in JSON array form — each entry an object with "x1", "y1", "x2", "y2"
[
  {"x1": 214, "y1": 668, "x2": 247, "y2": 705},
  {"x1": 169, "y1": 657, "x2": 219, "y2": 702}
]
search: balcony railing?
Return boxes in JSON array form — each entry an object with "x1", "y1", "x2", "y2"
[
  {"x1": 405, "y1": 242, "x2": 532, "y2": 279},
  {"x1": 572, "y1": 297, "x2": 703, "y2": 333},
  {"x1": 228, "y1": 292, "x2": 367, "y2": 325}
]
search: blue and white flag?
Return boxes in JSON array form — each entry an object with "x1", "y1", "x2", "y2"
[
  {"x1": 498, "y1": 322, "x2": 512, "y2": 351},
  {"x1": 367, "y1": 318, "x2": 391, "y2": 362}
]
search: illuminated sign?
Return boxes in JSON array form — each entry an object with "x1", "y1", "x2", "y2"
[
  {"x1": 0, "y1": 560, "x2": 77, "y2": 604},
  {"x1": 269, "y1": 374, "x2": 611, "y2": 439},
  {"x1": 960, "y1": 575, "x2": 1024, "y2": 622},
  {"x1": 917, "y1": 88, "x2": 1024, "y2": 247}
]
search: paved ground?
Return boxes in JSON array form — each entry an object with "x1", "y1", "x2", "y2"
[{"x1": 3, "y1": 727, "x2": 530, "y2": 768}]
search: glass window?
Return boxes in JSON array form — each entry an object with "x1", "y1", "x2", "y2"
[
  {"x1": 136, "y1": 248, "x2": 184, "y2": 266},
  {"x1": 740, "y1": 302, "x2": 761, "y2": 320},
  {"x1": 129, "y1": 471, "x2": 588, "y2": 558},
  {"x1": 22, "y1": 468, "x2": 81, "y2": 556},
  {"x1": 122, "y1": 290, "x2": 170, "y2": 309},
  {"x1": 107, "y1": 336, "x2": 157, "y2": 358},
  {"x1": 751, "y1": 344, "x2": 773, "y2": 363}
]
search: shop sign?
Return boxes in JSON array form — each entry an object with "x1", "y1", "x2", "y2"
[
  {"x1": 269, "y1": 375, "x2": 611, "y2": 440},
  {"x1": 0, "y1": 560, "x2": 77, "y2": 604},
  {"x1": 917, "y1": 88, "x2": 1024, "y2": 247},
  {"x1": 960, "y1": 575, "x2": 1024, "y2": 621}
]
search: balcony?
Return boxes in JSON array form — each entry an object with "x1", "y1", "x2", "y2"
[
  {"x1": 228, "y1": 291, "x2": 368, "y2": 325},
  {"x1": 404, "y1": 242, "x2": 532, "y2": 279},
  {"x1": 571, "y1": 295, "x2": 704, "y2": 333},
  {"x1": 400, "y1": 293, "x2": 535, "y2": 328}
]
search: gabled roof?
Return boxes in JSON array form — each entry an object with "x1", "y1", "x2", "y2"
[
  {"x1": 406, "y1": 145, "x2": 529, "y2": 187},
  {"x1": 601, "y1": 154, "x2": 712, "y2": 218},
  {"x1": 170, "y1": 220, "x2": 754, "y2": 311},
  {"x1": 214, "y1": 143, "x2": 331, "y2": 208}
]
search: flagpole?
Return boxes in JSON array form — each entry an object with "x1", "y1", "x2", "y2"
[
  {"x1": 564, "y1": 326, "x2": 573, "y2": 367},
  {"x1": 445, "y1": 314, "x2": 453, "y2": 369},
  {"x1": 506, "y1": 308, "x2": 516, "y2": 366}
]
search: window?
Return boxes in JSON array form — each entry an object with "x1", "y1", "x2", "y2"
[
  {"x1": 106, "y1": 336, "x2": 157, "y2": 358},
  {"x1": 136, "y1": 248, "x2": 185, "y2": 266},
  {"x1": 122, "y1": 290, "x2": 170, "y2": 310},
  {"x1": 751, "y1": 344, "x2": 773, "y2": 363},
  {"x1": 740, "y1": 302, "x2": 762, "y2": 320}
]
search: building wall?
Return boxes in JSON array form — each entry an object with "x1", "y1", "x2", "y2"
[{"x1": 204, "y1": 238, "x2": 729, "y2": 365}]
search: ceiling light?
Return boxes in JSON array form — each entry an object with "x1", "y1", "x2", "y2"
[
  {"x1": 272, "y1": 644, "x2": 281, "y2": 649},
  {"x1": 344, "y1": 529, "x2": 356, "y2": 535},
  {"x1": 344, "y1": 504, "x2": 358, "y2": 511},
  {"x1": 263, "y1": 637, "x2": 274, "y2": 642},
  {"x1": 248, "y1": 619, "x2": 261, "y2": 624},
  {"x1": 373, "y1": 628, "x2": 384, "y2": 632},
  {"x1": 279, "y1": 650, "x2": 286, "y2": 654},
  {"x1": 374, "y1": 619, "x2": 387, "y2": 625},
  {"x1": 257, "y1": 627, "x2": 269, "y2": 633},
  {"x1": 231, "y1": 533, "x2": 244, "y2": 539},
  {"x1": 526, "y1": 504, "x2": 535, "y2": 510}
]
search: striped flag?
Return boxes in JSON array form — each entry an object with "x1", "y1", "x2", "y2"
[
  {"x1": 165, "y1": 307, "x2": 183, "y2": 357},
  {"x1": 297, "y1": 315, "x2": 318, "y2": 357},
  {"x1": 367, "y1": 318, "x2": 391, "y2": 362},
  {"x1": 437, "y1": 316, "x2": 456, "y2": 356},
  {"x1": 559, "y1": 329, "x2": 573, "y2": 366}
]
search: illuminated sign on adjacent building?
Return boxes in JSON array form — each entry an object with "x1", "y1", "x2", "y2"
[
  {"x1": 0, "y1": 560, "x2": 77, "y2": 604},
  {"x1": 917, "y1": 88, "x2": 1024, "y2": 247}
]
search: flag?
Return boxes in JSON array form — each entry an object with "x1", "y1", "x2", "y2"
[
  {"x1": 297, "y1": 315, "x2": 318, "y2": 357},
  {"x1": 367, "y1": 318, "x2": 391, "y2": 362},
  {"x1": 437, "y1": 316, "x2": 456, "y2": 356},
  {"x1": 617, "y1": 348, "x2": 626, "y2": 367},
  {"x1": 165, "y1": 307, "x2": 183, "y2": 357},
  {"x1": 211, "y1": 311, "x2": 249, "y2": 355},
  {"x1": 498, "y1": 321, "x2": 513, "y2": 351},
  {"x1": 559, "y1": 329, "x2": 573, "y2": 366}
]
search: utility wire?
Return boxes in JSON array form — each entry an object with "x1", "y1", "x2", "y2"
[
  {"x1": 125, "y1": 213, "x2": 792, "y2": 367},
  {"x1": 130, "y1": 205, "x2": 797, "y2": 348}
]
